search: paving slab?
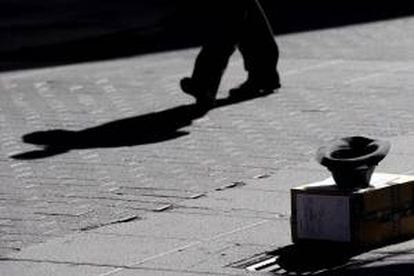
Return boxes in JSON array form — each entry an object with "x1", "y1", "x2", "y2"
[{"x1": 0, "y1": 261, "x2": 110, "y2": 276}]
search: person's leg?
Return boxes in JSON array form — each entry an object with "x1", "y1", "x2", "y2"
[
  {"x1": 181, "y1": 0, "x2": 246, "y2": 107},
  {"x1": 231, "y1": 0, "x2": 280, "y2": 96},
  {"x1": 188, "y1": 39, "x2": 236, "y2": 96}
]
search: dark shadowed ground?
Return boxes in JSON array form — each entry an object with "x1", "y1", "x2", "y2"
[{"x1": 1, "y1": 0, "x2": 413, "y2": 71}]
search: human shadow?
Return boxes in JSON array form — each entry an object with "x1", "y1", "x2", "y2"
[
  {"x1": 269, "y1": 243, "x2": 362, "y2": 274},
  {"x1": 266, "y1": 241, "x2": 414, "y2": 275},
  {"x1": 324, "y1": 264, "x2": 414, "y2": 276},
  {"x1": 11, "y1": 91, "x2": 274, "y2": 160}
]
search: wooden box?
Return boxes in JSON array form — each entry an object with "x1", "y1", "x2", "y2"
[{"x1": 291, "y1": 173, "x2": 414, "y2": 246}]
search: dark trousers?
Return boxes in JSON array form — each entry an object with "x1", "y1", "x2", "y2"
[{"x1": 191, "y1": 0, "x2": 279, "y2": 94}]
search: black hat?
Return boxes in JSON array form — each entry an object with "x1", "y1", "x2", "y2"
[
  {"x1": 317, "y1": 136, "x2": 391, "y2": 169},
  {"x1": 316, "y1": 136, "x2": 391, "y2": 189}
]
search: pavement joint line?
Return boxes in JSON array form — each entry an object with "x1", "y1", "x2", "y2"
[
  {"x1": 343, "y1": 64, "x2": 414, "y2": 84},
  {"x1": 283, "y1": 60, "x2": 345, "y2": 76},
  {"x1": 0, "y1": 257, "x2": 129, "y2": 269},
  {"x1": 97, "y1": 219, "x2": 270, "y2": 276},
  {"x1": 0, "y1": 256, "x2": 239, "y2": 276},
  {"x1": 401, "y1": 169, "x2": 414, "y2": 175},
  {"x1": 344, "y1": 72, "x2": 389, "y2": 85}
]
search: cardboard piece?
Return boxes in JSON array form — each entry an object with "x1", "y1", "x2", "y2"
[{"x1": 291, "y1": 173, "x2": 414, "y2": 246}]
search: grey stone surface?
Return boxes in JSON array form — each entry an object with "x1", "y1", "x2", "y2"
[
  {"x1": 0, "y1": 15, "x2": 414, "y2": 276},
  {"x1": 0, "y1": 261, "x2": 110, "y2": 276}
]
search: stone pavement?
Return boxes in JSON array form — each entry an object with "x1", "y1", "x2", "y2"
[
  {"x1": 2, "y1": 137, "x2": 414, "y2": 275},
  {"x1": 0, "y1": 15, "x2": 414, "y2": 275}
]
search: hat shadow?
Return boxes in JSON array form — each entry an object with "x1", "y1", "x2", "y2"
[{"x1": 259, "y1": 240, "x2": 414, "y2": 275}]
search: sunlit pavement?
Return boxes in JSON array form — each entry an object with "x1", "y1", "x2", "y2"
[{"x1": 0, "y1": 16, "x2": 414, "y2": 275}]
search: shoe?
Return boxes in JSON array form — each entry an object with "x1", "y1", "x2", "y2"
[
  {"x1": 229, "y1": 77, "x2": 281, "y2": 99},
  {"x1": 180, "y1": 77, "x2": 216, "y2": 110}
]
